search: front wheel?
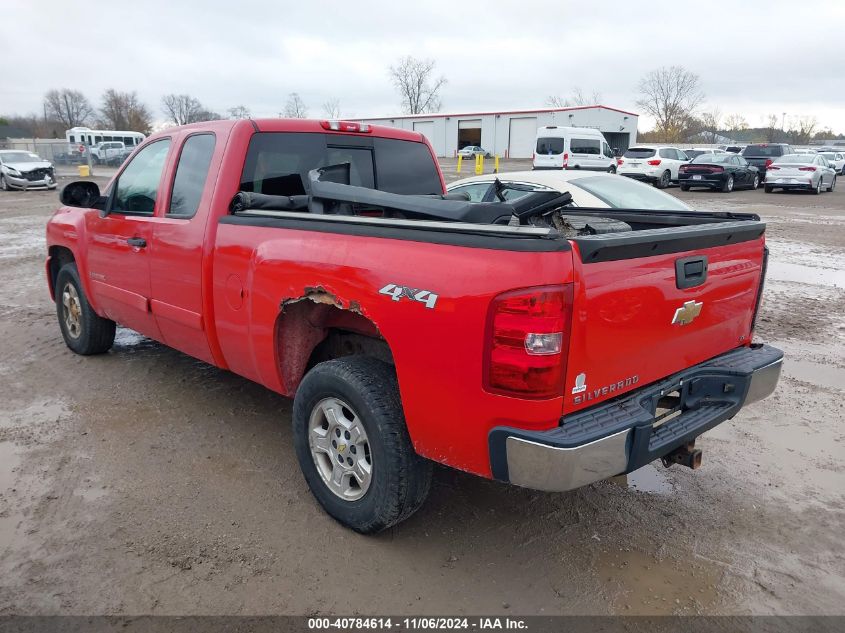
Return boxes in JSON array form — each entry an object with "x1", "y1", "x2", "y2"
[
  {"x1": 293, "y1": 356, "x2": 432, "y2": 534},
  {"x1": 55, "y1": 263, "x2": 116, "y2": 355},
  {"x1": 0, "y1": 175, "x2": 9, "y2": 191}
]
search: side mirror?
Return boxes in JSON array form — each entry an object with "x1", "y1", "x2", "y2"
[{"x1": 60, "y1": 181, "x2": 107, "y2": 211}]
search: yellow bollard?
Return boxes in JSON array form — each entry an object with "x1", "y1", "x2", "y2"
[
  {"x1": 78, "y1": 165, "x2": 90, "y2": 177},
  {"x1": 475, "y1": 154, "x2": 484, "y2": 175},
  {"x1": 456, "y1": 155, "x2": 462, "y2": 173},
  {"x1": 494, "y1": 155, "x2": 499, "y2": 173}
]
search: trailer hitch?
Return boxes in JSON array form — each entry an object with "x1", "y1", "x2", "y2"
[{"x1": 661, "y1": 442, "x2": 702, "y2": 470}]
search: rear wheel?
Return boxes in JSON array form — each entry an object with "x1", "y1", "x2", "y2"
[
  {"x1": 751, "y1": 174, "x2": 759, "y2": 190},
  {"x1": 608, "y1": 164, "x2": 617, "y2": 174},
  {"x1": 55, "y1": 263, "x2": 116, "y2": 355},
  {"x1": 680, "y1": 184, "x2": 690, "y2": 191},
  {"x1": 721, "y1": 175, "x2": 734, "y2": 193},
  {"x1": 812, "y1": 178, "x2": 822, "y2": 195},
  {"x1": 827, "y1": 176, "x2": 836, "y2": 192},
  {"x1": 764, "y1": 185, "x2": 774, "y2": 193},
  {"x1": 293, "y1": 356, "x2": 432, "y2": 534},
  {"x1": 656, "y1": 170, "x2": 670, "y2": 189}
]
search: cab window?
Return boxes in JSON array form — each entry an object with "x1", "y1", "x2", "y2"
[
  {"x1": 111, "y1": 140, "x2": 171, "y2": 215},
  {"x1": 168, "y1": 134, "x2": 216, "y2": 218}
]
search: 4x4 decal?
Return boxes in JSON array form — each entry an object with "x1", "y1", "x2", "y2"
[{"x1": 379, "y1": 284, "x2": 439, "y2": 309}]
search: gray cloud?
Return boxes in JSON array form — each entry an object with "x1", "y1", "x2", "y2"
[{"x1": 2, "y1": 0, "x2": 843, "y2": 131}]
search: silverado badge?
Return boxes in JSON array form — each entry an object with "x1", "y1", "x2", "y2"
[{"x1": 672, "y1": 300, "x2": 703, "y2": 326}]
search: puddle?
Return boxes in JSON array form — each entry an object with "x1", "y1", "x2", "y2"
[
  {"x1": 595, "y1": 547, "x2": 720, "y2": 614},
  {"x1": 786, "y1": 359, "x2": 845, "y2": 391},
  {"x1": 767, "y1": 262, "x2": 845, "y2": 289},
  {"x1": 611, "y1": 463, "x2": 673, "y2": 494}
]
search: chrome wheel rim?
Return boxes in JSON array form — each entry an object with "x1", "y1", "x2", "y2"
[
  {"x1": 62, "y1": 282, "x2": 82, "y2": 339},
  {"x1": 727, "y1": 177, "x2": 734, "y2": 192},
  {"x1": 752, "y1": 175, "x2": 759, "y2": 189},
  {"x1": 308, "y1": 397, "x2": 372, "y2": 501}
]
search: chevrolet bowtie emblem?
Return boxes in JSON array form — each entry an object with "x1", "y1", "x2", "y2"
[{"x1": 672, "y1": 300, "x2": 703, "y2": 325}]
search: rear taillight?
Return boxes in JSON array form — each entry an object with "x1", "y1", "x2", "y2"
[
  {"x1": 647, "y1": 159, "x2": 661, "y2": 166},
  {"x1": 617, "y1": 158, "x2": 624, "y2": 165},
  {"x1": 484, "y1": 285, "x2": 573, "y2": 399},
  {"x1": 799, "y1": 166, "x2": 816, "y2": 171},
  {"x1": 767, "y1": 166, "x2": 780, "y2": 171},
  {"x1": 563, "y1": 152, "x2": 569, "y2": 168},
  {"x1": 319, "y1": 120, "x2": 371, "y2": 133},
  {"x1": 764, "y1": 159, "x2": 773, "y2": 168}
]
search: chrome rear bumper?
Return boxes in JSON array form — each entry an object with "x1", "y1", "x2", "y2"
[{"x1": 490, "y1": 345, "x2": 783, "y2": 492}]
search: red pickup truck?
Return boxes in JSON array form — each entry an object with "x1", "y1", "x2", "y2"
[{"x1": 46, "y1": 118, "x2": 783, "y2": 533}]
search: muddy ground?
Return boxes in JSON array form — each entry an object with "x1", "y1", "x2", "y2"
[{"x1": 0, "y1": 162, "x2": 843, "y2": 616}]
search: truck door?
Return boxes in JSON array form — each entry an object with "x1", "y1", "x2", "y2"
[
  {"x1": 148, "y1": 132, "x2": 218, "y2": 364},
  {"x1": 85, "y1": 139, "x2": 171, "y2": 340}
]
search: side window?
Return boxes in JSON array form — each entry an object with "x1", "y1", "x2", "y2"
[
  {"x1": 168, "y1": 134, "x2": 216, "y2": 218},
  {"x1": 112, "y1": 139, "x2": 171, "y2": 215},
  {"x1": 659, "y1": 148, "x2": 670, "y2": 159},
  {"x1": 448, "y1": 182, "x2": 491, "y2": 202},
  {"x1": 677, "y1": 149, "x2": 689, "y2": 161}
]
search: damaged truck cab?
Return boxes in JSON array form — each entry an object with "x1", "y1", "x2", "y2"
[{"x1": 46, "y1": 118, "x2": 783, "y2": 533}]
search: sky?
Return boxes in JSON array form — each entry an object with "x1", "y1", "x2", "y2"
[{"x1": 2, "y1": 0, "x2": 844, "y2": 133}]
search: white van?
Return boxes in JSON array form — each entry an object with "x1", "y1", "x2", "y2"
[{"x1": 533, "y1": 126, "x2": 617, "y2": 172}]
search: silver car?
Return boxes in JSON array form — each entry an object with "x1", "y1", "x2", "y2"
[
  {"x1": 764, "y1": 154, "x2": 837, "y2": 194},
  {"x1": 0, "y1": 150, "x2": 57, "y2": 191}
]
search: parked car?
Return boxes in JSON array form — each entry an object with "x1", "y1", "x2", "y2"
[
  {"x1": 447, "y1": 170, "x2": 694, "y2": 211},
  {"x1": 457, "y1": 145, "x2": 491, "y2": 159},
  {"x1": 0, "y1": 150, "x2": 56, "y2": 191},
  {"x1": 678, "y1": 154, "x2": 760, "y2": 192},
  {"x1": 819, "y1": 151, "x2": 845, "y2": 175},
  {"x1": 89, "y1": 141, "x2": 127, "y2": 165},
  {"x1": 47, "y1": 118, "x2": 782, "y2": 533},
  {"x1": 616, "y1": 146, "x2": 690, "y2": 189},
  {"x1": 764, "y1": 154, "x2": 837, "y2": 194},
  {"x1": 741, "y1": 143, "x2": 795, "y2": 182},
  {"x1": 533, "y1": 126, "x2": 616, "y2": 172},
  {"x1": 683, "y1": 148, "x2": 726, "y2": 160}
]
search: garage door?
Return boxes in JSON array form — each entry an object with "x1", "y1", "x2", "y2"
[
  {"x1": 413, "y1": 121, "x2": 435, "y2": 145},
  {"x1": 508, "y1": 117, "x2": 537, "y2": 158},
  {"x1": 457, "y1": 119, "x2": 482, "y2": 149}
]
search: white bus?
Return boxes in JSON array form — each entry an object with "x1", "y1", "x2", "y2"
[{"x1": 65, "y1": 127, "x2": 146, "y2": 149}]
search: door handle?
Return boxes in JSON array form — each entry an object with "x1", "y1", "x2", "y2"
[{"x1": 126, "y1": 237, "x2": 147, "y2": 248}]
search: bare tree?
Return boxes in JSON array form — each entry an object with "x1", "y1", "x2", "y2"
[
  {"x1": 284, "y1": 93, "x2": 308, "y2": 118},
  {"x1": 388, "y1": 56, "x2": 447, "y2": 114},
  {"x1": 227, "y1": 105, "x2": 251, "y2": 119},
  {"x1": 322, "y1": 98, "x2": 341, "y2": 119},
  {"x1": 99, "y1": 89, "x2": 153, "y2": 133},
  {"x1": 44, "y1": 89, "x2": 94, "y2": 128},
  {"x1": 724, "y1": 113, "x2": 749, "y2": 134},
  {"x1": 700, "y1": 107, "x2": 722, "y2": 143},
  {"x1": 788, "y1": 115, "x2": 818, "y2": 145},
  {"x1": 546, "y1": 87, "x2": 602, "y2": 108},
  {"x1": 162, "y1": 94, "x2": 219, "y2": 125},
  {"x1": 636, "y1": 66, "x2": 704, "y2": 142},
  {"x1": 764, "y1": 113, "x2": 780, "y2": 142}
]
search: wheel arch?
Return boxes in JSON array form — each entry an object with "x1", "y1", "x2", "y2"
[
  {"x1": 47, "y1": 245, "x2": 77, "y2": 301},
  {"x1": 273, "y1": 288, "x2": 394, "y2": 398}
]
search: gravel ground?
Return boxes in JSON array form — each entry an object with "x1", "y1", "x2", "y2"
[{"x1": 0, "y1": 163, "x2": 843, "y2": 616}]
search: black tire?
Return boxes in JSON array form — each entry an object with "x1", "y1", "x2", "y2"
[
  {"x1": 750, "y1": 174, "x2": 759, "y2": 190},
  {"x1": 812, "y1": 179, "x2": 821, "y2": 195},
  {"x1": 293, "y1": 356, "x2": 432, "y2": 534},
  {"x1": 0, "y1": 174, "x2": 9, "y2": 191},
  {"x1": 680, "y1": 184, "x2": 690, "y2": 191},
  {"x1": 655, "y1": 170, "x2": 670, "y2": 189},
  {"x1": 827, "y1": 176, "x2": 836, "y2": 192},
  {"x1": 764, "y1": 185, "x2": 774, "y2": 193},
  {"x1": 608, "y1": 164, "x2": 617, "y2": 174},
  {"x1": 55, "y1": 263, "x2": 115, "y2": 355},
  {"x1": 721, "y1": 175, "x2": 734, "y2": 193}
]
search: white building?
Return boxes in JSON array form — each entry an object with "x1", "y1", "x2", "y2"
[{"x1": 359, "y1": 105, "x2": 638, "y2": 158}]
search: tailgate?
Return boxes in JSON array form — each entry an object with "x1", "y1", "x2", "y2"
[{"x1": 564, "y1": 221, "x2": 766, "y2": 412}]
